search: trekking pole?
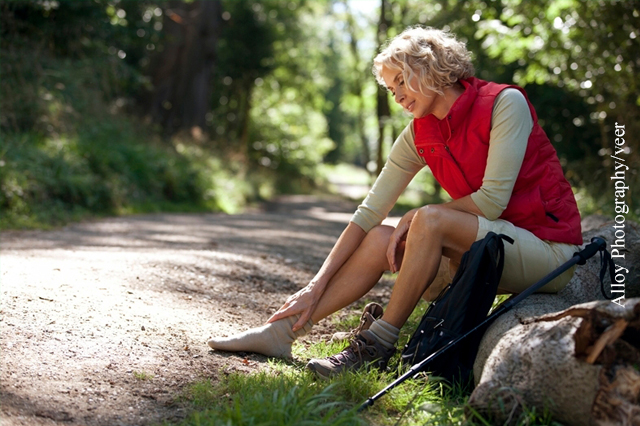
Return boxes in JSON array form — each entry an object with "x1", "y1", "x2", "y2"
[{"x1": 358, "y1": 237, "x2": 609, "y2": 412}]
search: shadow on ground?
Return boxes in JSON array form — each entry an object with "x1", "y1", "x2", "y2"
[{"x1": 1, "y1": 195, "x2": 395, "y2": 426}]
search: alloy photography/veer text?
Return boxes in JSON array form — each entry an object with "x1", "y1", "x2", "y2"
[{"x1": 610, "y1": 122, "x2": 628, "y2": 306}]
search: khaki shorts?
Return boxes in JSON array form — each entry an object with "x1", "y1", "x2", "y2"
[{"x1": 424, "y1": 216, "x2": 579, "y2": 300}]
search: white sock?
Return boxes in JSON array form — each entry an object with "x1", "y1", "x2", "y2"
[
  {"x1": 368, "y1": 319, "x2": 399, "y2": 349},
  {"x1": 207, "y1": 315, "x2": 313, "y2": 359}
]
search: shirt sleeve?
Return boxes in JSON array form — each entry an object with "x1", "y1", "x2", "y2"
[
  {"x1": 350, "y1": 122, "x2": 425, "y2": 232},
  {"x1": 470, "y1": 88, "x2": 533, "y2": 220}
]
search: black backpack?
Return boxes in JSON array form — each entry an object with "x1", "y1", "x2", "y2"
[{"x1": 400, "y1": 232, "x2": 513, "y2": 386}]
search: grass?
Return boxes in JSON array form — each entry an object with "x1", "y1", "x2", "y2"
[
  {"x1": 170, "y1": 299, "x2": 564, "y2": 426},
  {"x1": 133, "y1": 370, "x2": 154, "y2": 381},
  {"x1": 179, "y1": 372, "x2": 364, "y2": 426}
]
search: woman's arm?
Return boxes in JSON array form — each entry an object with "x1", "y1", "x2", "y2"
[
  {"x1": 469, "y1": 88, "x2": 533, "y2": 219},
  {"x1": 441, "y1": 195, "x2": 484, "y2": 216},
  {"x1": 351, "y1": 122, "x2": 425, "y2": 232}
]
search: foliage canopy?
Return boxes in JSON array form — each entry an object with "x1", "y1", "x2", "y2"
[{"x1": 1, "y1": 0, "x2": 638, "y2": 228}]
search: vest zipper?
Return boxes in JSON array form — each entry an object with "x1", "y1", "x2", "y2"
[{"x1": 443, "y1": 143, "x2": 464, "y2": 172}]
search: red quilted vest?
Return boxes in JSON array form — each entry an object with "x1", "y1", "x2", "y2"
[{"x1": 413, "y1": 77, "x2": 582, "y2": 245}]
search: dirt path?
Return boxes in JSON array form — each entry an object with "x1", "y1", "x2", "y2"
[{"x1": 0, "y1": 195, "x2": 396, "y2": 426}]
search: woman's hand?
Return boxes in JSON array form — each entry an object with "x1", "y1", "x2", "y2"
[
  {"x1": 387, "y1": 208, "x2": 418, "y2": 273},
  {"x1": 266, "y1": 222, "x2": 366, "y2": 332},
  {"x1": 266, "y1": 283, "x2": 323, "y2": 332}
]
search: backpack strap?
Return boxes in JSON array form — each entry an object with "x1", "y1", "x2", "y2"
[
  {"x1": 572, "y1": 237, "x2": 616, "y2": 300},
  {"x1": 598, "y1": 247, "x2": 616, "y2": 300},
  {"x1": 495, "y1": 233, "x2": 514, "y2": 277},
  {"x1": 497, "y1": 234, "x2": 514, "y2": 245}
]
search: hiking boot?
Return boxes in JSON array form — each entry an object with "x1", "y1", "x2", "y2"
[
  {"x1": 330, "y1": 302, "x2": 384, "y2": 342},
  {"x1": 307, "y1": 330, "x2": 395, "y2": 379}
]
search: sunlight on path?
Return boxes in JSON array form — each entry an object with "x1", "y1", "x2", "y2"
[{"x1": 0, "y1": 196, "x2": 369, "y2": 426}]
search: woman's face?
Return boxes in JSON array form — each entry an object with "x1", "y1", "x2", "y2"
[{"x1": 380, "y1": 65, "x2": 439, "y2": 119}]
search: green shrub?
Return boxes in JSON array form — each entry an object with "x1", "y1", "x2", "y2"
[{"x1": 0, "y1": 120, "x2": 259, "y2": 229}]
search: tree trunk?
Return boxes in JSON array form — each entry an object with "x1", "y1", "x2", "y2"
[
  {"x1": 343, "y1": 1, "x2": 370, "y2": 169},
  {"x1": 375, "y1": 0, "x2": 391, "y2": 176},
  {"x1": 237, "y1": 77, "x2": 254, "y2": 158},
  {"x1": 376, "y1": 86, "x2": 390, "y2": 175},
  {"x1": 148, "y1": 0, "x2": 222, "y2": 135}
]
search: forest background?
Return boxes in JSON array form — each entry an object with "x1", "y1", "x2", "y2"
[{"x1": 1, "y1": 0, "x2": 638, "y2": 229}]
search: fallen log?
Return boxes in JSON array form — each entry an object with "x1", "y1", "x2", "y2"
[
  {"x1": 469, "y1": 218, "x2": 640, "y2": 425},
  {"x1": 467, "y1": 299, "x2": 640, "y2": 426}
]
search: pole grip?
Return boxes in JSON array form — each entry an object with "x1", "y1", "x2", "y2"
[{"x1": 575, "y1": 237, "x2": 606, "y2": 265}]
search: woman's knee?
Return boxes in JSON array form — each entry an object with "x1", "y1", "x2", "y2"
[
  {"x1": 411, "y1": 204, "x2": 446, "y2": 233},
  {"x1": 409, "y1": 205, "x2": 479, "y2": 260}
]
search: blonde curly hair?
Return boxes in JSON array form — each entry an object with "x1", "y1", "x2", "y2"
[{"x1": 373, "y1": 26, "x2": 474, "y2": 96}]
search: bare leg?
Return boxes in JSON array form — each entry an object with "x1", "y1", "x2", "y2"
[
  {"x1": 310, "y1": 225, "x2": 394, "y2": 323},
  {"x1": 382, "y1": 205, "x2": 479, "y2": 328}
]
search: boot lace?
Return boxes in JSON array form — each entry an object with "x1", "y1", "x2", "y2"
[{"x1": 328, "y1": 337, "x2": 378, "y2": 367}]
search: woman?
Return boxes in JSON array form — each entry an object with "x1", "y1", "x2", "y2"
[{"x1": 208, "y1": 26, "x2": 582, "y2": 379}]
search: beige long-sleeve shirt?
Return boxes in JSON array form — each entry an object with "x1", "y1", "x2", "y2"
[{"x1": 351, "y1": 88, "x2": 534, "y2": 232}]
